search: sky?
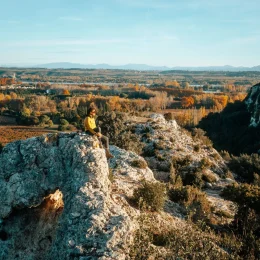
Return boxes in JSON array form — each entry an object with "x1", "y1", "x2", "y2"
[{"x1": 0, "y1": 0, "x2": 260, "y2": 67}]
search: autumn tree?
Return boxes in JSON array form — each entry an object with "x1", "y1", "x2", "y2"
[
  {"x1": 165, "y1": 80, "x2": 180, "y2": 88},
  {"x1": 21, "y1": 105, "x2": 31, "y2": 117},
  {"x1": 181, "y1": 96, "x2": 195, "y2": 108},
  {"x1": 149, "y1": 92, "x2": 169, "y2": 111},
  {"x1": 62, "y1": 89, "x2": 70, "y2": 95},
  {"x1": 107, "y1": 96, "x2": 122, "y2": 111},
  {"x1": 10, "y1": 92, "x2": 18, "y2": 99}
]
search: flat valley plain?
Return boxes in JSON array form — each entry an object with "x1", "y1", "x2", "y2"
[{"x1": 1, "y1": 67, "x2": 260, "y2": 85}]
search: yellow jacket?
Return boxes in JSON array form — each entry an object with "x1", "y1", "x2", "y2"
[{"x1": 84, "y1": 116, "x2": 97, "y2": 135}]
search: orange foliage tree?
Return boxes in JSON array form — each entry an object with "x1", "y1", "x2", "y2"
[
  {"x1": 62, "y1": 89, "x2": 70, "y2": 95},
  {"x1": 181, "y1": 96, "x2": 195, "y2": 108}
]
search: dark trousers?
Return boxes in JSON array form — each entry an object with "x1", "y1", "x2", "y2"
[{"x1": 86, "y1": 127, "x2": 109, "y2": 149}]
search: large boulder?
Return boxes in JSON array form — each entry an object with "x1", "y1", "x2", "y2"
[{"x1": 0, "y1": 133, "x2": 154, "y2": 260}]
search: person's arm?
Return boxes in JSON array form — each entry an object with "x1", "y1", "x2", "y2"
[{"x1": 85, "y1": 117, "x2": 98, "y2": 135}]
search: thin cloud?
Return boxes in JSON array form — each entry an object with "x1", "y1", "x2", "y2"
[
  {"x1": 59, "y1": 16, "x2": 84, "y2": 21},
  {"x1": 4, "y1": 39, "x2": 129, "y2": 47}
]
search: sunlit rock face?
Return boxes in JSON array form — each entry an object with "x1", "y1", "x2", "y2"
[
  {"x1": 136, "y1": 114, "x2": 227, "y2": 182},
  {"x1": 0, "y1": 133, "x2": 154, "y2": 260},
  {"x1": 0, "y1": 116, "x2": 237, "y2": 259},
  {"x1": 245, "y1": 83, "x2": 260, "y2": 127}
]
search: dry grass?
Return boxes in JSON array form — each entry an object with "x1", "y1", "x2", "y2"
[{"x1": 0, "y1": 126, "x2": 57, "y2": 146}]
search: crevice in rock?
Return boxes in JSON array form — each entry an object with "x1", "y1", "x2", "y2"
[{"x1": 0, "y1": 190, "x2": 64, "y2": 260}]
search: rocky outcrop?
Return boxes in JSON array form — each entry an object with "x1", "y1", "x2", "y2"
[
  {"x1": 136, "y1": 114, "x2": 228, "y2": 183},
  {"x1": 0, "y1": 116, "x2": 237, "y2": 259},
  {"x1": 0, "y1": 133, "x2": 154, "y2": 260},
  {"x1": 245, "y1": 83, "x2": 260, "y2": 127}
]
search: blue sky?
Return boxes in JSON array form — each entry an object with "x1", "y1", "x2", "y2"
[{"x1": 1, "y1": 0, "x2": 259, "y2": 67}]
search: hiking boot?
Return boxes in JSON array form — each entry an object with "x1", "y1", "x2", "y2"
[{"x1": 105, "y1": 148, "x2": 114, "y2": 159}]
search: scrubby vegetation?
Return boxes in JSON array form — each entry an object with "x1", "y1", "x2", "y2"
[
  {"x1": 169, "y1": 185, "x2": 211, "y2": 222},
  {"x1": 130, "y1": 159, "x2": 147, "y2": 169},
  {"x1": 132, "y1": 181, "x2": 166, "y2": 211},
  {"x1": 97, "y1": 111, "x2": 144, "y2": 155},
  {"x1": 129, "y1": 213, "x2": 239, "y2": 260},
  {"x1": 199, "y1": 100, "x2": 260, "y2": 155},
  {"x1": 221, "y1": 184, "x2": 260, "y2": 259},
  {"x1": 228, "y1": 153, "x2": 260, "y2": 182}
]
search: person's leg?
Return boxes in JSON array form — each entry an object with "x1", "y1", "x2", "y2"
[
  {"x1": 101, "y1": 135, "x2": 113, "y2": 158},
  {"x1": 93, "y1": 127, "x2": 100, "y2": 133},
  {"x1": 101, "y1": 135, "x2": 109, "y2": 149}
]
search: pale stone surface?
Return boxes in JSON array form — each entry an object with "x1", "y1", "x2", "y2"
[
  {"x1": 0, "y1": 116, "x2": 237, "y2": 259},
  {"x1": 0, "y1": 133, "x2": 153, "y2": 260},
  {"x1": 136, "y1": 114, "x2": 228, "y2": 181}
]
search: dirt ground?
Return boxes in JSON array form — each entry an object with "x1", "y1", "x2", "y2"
[{"x1": 0, "y1": 126, "x2": 58, "y2": 146}]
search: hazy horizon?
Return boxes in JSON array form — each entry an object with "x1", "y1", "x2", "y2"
[
  {"x1": 1, "y1": 0, "x2": 260, "y2": 67},
  {"x1": 1, "y1": 62, "x2": 260, "y2": 69}
]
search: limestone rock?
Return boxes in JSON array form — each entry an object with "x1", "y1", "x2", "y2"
[{"x1": 0, "y1": 133, "x2": 152, "y2": 260}]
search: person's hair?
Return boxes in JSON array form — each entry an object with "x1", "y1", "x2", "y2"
[{"x1": 87, "y1": 107, "x2": 96, "y2": 116}]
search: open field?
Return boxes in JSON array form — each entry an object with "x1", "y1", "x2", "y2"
[
  {"x1": 0, "y1": 126, "x2": 58, "y2": 146},
  {"x1": 1, "y1": 67, "x2": 260, "y2": 85}
]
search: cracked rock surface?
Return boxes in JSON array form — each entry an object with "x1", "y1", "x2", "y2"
[{"x1": 0, "y1": 133, "x2": 153, "y2": 260}]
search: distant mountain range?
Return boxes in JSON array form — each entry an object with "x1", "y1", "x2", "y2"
[{"x1": 2, "y1": 62, "x2": 260, "y2": 71}]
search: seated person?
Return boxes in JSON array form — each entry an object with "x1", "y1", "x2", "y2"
[{"x1": 84, "y1": 107, "x2": 113, "y2": 159}]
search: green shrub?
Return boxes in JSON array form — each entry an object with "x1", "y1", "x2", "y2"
[
  {"x1": 116, "y1": 131, "x2": 144, "y2": 155},
  {"x1": 221, "y1": 184, "x2": 260, "y2": 214},
  {"x1": 220, "y1": 150, "x2": 231, "y2": 161},
  {"x1": 155, "y1": 150, "x2": 166, "y2": 161},
  {"x1": 60, "y1": 119, "x2": 69, "y2": 125},
  {"x1": 202, "y1": 172, "x2": 217, "y2": 183},
  {"x1": 131, "y1": 159, "x2": 147, "y2": 169},
  {"x1": 253, "y1": 173, "x2": 260, "y2": 187},
  {"x1": 39, "y1": 115, "x2": 50, "y2": 126},
  {"x1": 171, "y1": 155, "x2": 192, "y2": 171},
  {"x1": 194, "y1": 144, "x2": 201, "y2": 152},
  {"x1": 47, "y1": 120, "x2": 54, "y2": 127},
  {"x1": 169, "y1": 163, "x2": 176, "y2": 184},
  {"x1": 228, "y1": 154, "x2": 260, "y2": 182},
  {"x1": 154, "y1": 140, "x2": 167, "y2": 150},
  {"x1": 66, "y1": 125, "x2": 74, "y2": 131},
  {"x1": 183, "y1": 170, "x2": 204, "y2": 188},
  {"x1": 211, "y1": 152, "x2": 220, "y2": 159},
  {"x1": 129, "y1": 213, "x2": 231, "y2": 260},
  {"x1": 215, "y1": 210, "x2": 233, "y2": 218},
  {"x1": 192, "y1": 128, "x2": 213, "y2": 147},
  {"x1": 97, "y1": 112, "x2": 144, "y2": 154},
  {"x1": 58, "y1": 125, "x2": 68, "y2": 131},
  {"x1": 142, "y1": 143, "x2": 156, "y2": 157},
  {"x1": 164, "y1": 112, "x2": 174, "y2": 121},
  {"x1": 132, "y1": 181, "x2": 166, "y2": 211},
  {"x1": 96, "y1": 111, "x2": 126, "y2": 143},
  {"x1": 199, "y1": 158, "x2": 212, "y2": 169},
  {"x1": 169, "y1": 185, "x2": 211, "y2": 222},
  {"x1": 221, "y1": 184, "x2": 260, "y2": 259}
]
